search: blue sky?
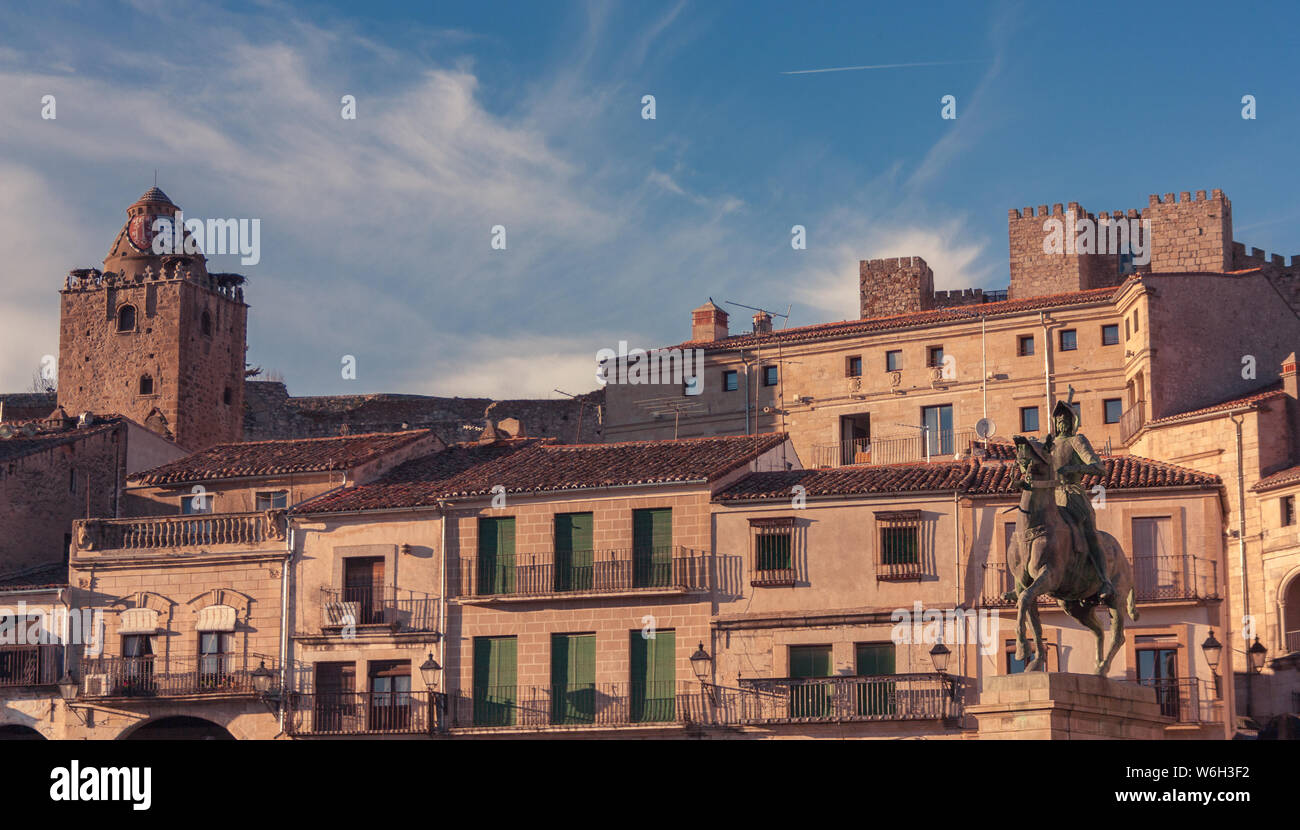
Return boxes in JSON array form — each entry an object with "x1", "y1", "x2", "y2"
[{"x1": 2, "y1": 0, "x2": 1298, "y2": 397}]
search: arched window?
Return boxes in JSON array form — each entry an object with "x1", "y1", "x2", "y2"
[
  {"x1": 201, "y1": 310, "x2": 212, "y2": 336},
  {"x1": 117, "y1": 304, "x2": 136, "y2": 332},
  {"x1": 139, "y1": 374, "x2": 154, "y2": 395}
]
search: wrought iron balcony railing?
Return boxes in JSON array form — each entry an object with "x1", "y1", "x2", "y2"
[
  {"x1": 1138, "y1": 677, "x2": 1222, "y2": 724},
  {"x1": 288, "y1": 691, "x2": 434, "y2": 735},
  {"x1": 73, "y1": 511, "x2": 286, "y2": 553},
  {"x1": 0, "y1": 644, "x2": 62, "y2": 688},
  {"x1": 1286, "y1": 629, "x2": 1300, "y2": 655},
  {"x1": 812, "y1": 429, "x2": 977, "y2": 468},
  {"x1": 458, "y1": 546, "x2": 710, "y2": 599},
  {"x1": 979, "y1": 554, "x2": 1219, "y2": 607},
  {"x1": 446, "y1": 682, "x2": 705, "y2": 730},
  {"x1": 736, "y1": 674, "x2": 963, "y2": 724},
  {"x1": 78, "y1": 654, "x2": 275, "y2": 698},
  {"x1": 318, "y1": 586, "x2": 439, "y2": 632},
  {"x1": 1119, "y1": 401, "x2": 1145, "y2": 444}
]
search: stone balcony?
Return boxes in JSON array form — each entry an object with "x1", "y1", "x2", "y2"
[{"x1": 72, "y1": 510, "x2": 287, "y2": 556}]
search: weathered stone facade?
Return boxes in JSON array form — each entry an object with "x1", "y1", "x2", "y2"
[
  {"x1": 859, "y1": 256, "x2": 934, "y2": 318},
  {"x1": 56, "y1": 187, "x2": 248, "y2": 452},
  {"x1": 243, "y1": 381, "x2": 603, "y2": 444}
]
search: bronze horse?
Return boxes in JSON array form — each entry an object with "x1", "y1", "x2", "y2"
[{"x1": 1007, "y1": 435, "x2": 1138, "y2": 674}]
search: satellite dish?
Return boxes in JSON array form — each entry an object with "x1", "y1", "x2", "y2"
[
  {"x1": 0, "y1": 424, "x2": 13, "y2": 439},
  {"x1": 975, "y1": 418, "x2": 995, "y2": 439}
]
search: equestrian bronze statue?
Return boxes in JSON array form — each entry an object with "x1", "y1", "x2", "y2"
[{"x1": 1005, "y1": 400, "x2": 1138, "y2": 675}]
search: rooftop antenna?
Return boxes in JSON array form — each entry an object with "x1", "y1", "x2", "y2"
[
  {"x1": 724, "y1": 300, "x2": 789, "y2": 321},
  {"x1": 554, "y1": 389, "x2": 591, "y2": 442}
]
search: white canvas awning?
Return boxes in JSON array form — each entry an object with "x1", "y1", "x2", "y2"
[
  {"x1": 119, "y1": 608, "x2": 158, "y2": 635},
  {"x1": 196, "y1": 604, "x2": 237, "y2": 632}
]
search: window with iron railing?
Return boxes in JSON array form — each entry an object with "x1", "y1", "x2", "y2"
[
  {"x1": 750, "y1": 517, "x2": 796, "y2": 586},
  {"x1": 875, "y1": 510, "x2": 922, "y2": 580}
]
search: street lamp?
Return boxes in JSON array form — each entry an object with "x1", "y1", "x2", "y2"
[
  {"x1": 690, "y1": 643, "x2": 712, "y2": 683},
  {"x1": 419, "y1": 652, "x2": 443, "y2": 735},
  {"x1": 419, "y1": 652, "x2": 441, "y2": 689},
  {"x1": 1247, "y1": 637, "x2": 1268, "y2": 674},
  {"x1": 689, "y1": 643, "x2": 716, "y2": 710},
  {"x1": 929, "y1": 641, "x2": 951, "y2": 674},
  {"x1": 57, "y1": 672, "x2": 79, "y2": 702},
  {"x1": 1201, "y1": 630, "x2": 1222, "y2": 674},
  {"x1": 56, "y1": 671, "x2": 89, "y2": 725},
  {"x1": 251, "y1": 660, "x2": 275, "y2": 695}
]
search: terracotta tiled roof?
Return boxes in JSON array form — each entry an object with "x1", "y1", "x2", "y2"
[
  {"x1": 130, "y1": 429, "x2": 438, "y2": 485},
  {"x1": 678, "y1": 287, "x2": 1118, "y2": 351},
  {"x1": 714, "y1": 454, "x2": 1219, "y2": 501},
  {"x1": 295, "y1": 433, "x2": 789, "y2": 513},
  {"x1": 293, "y1": 439, "x2": 541, "y2": 513},
  {"x1": 0, "y1": 563, "x2": 68, "y2": 591},
  {"x1": 1252, "y1": 465, "x2": 1300, "y2": 492},
  {"x1": 1146, "y1": 381, "x2": 1286, "y2": 427}
]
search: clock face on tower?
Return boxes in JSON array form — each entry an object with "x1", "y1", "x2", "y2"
[{"x1": 127, "y1": 213, "x2": 164, "y2": 252}]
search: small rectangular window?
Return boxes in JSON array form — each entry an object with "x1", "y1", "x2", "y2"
[
  {"x1": 1103, "y1": 398, "x2": 1123, "y2": 424},
  {"x1": 750, "y1": 517, "x2": 795, "y2": 586},
  {"x1": 875, "y1": 511, "x2": 922, "y2": 580},
  {"x1": 1020, "y1": 406, "x2": 1039, "y2": 433},
  {"x1": 1059, "y1": 329, "x2": 1077, "y2": 351},
  {"x1": 885, "y1": 350, "x2": 902, "y2": 372},
  {"x1": 1283, "y1": 496, "x2": 1296, "y2": 527},
  {"x1": 846, "y1": 356, "x2": 862, "y2": 378},
  {"x1": 1133, "y1": 311, "x2": 1140, "y2": 333},
  {"x1": 723, "y1": 370, "x2": 738, "y2": 392},
  {"x1": 926, "y1": 346, "x2": 944, "y2": 368},
  {"x1": 1101, "y1": 324, "x2": 1119, "y2": 346},
  {"x1": 763, "y1": 365, "x2": 778, "y2": 387},
  {"x1": 181, "y1": 492, "x2": 213, "y2": 515},
  {"x1": 1017, "y1": 335, "x2": 1034, "y2": 356},
  {"x1": 256, "y1": 490, "x2": 288, "y2": 510}
]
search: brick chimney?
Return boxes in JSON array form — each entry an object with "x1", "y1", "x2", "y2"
[
  {"x1": 752, "y1": 310, "x2": 773, "y2": 334},
  {"x1": 1282, "y1": 353, "x2": 1300, "y2": 463},
  {"x1": 691, "y1": 300, "x2": 729, "y2": 342}
]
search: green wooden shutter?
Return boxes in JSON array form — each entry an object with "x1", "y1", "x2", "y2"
[
  {"x1": 855, "y1": 643, "x2": 896, "y2": 716},
  {"x1": 554, "y1": 513, "x2": 593, "y2": 592},
  {"x1": 788, "y1": 645, "x2": 831, "y2": 718},
  {"x1": 630, "y1": 629, "x2": 676, "y2": 722},
  {"x1": 633, "y1": 508, "x2": 673, "y2": 588},
  {"x1": 551, "y1": 633, "x2": 595, "y2": 724},
  {"x1": 478, "y1": 517, "x2": 516, "y2": 595},
  {"x1": 473, "y1": 636, "x2": 517, "y2": 726}
]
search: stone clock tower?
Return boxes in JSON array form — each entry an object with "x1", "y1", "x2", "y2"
[{"x1": 56, "y1": 187, "x2": 247, "y2": 451}]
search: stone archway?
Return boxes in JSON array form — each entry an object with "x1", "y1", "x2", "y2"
[
  {"x1": 0, "y1": 724, "x2": 47, "y2": 740},
  {"x1": 1283, "y1": 572, "x2": 1300, "y2": 656},
  {"x1": 119, "y1": 716, "x2": 235, "y2": 740}
]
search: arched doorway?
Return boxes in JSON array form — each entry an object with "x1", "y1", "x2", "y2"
[
  {"x1": 0, "y1": 724, "x2": 46, "y2": 740},
  {"x1": 121, "y1": 716, "x2": 235, "y2": 740},
  {"x1": 1284, "y1": 575, "x2": 1300, "y2": 655}
]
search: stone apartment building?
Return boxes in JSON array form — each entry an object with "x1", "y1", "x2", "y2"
[
  {"x1": 603, "y1": 187, "x2": 1300, "y2": 733},
  {"x1": 286, "y1": 433, "x2": 791, "y2": 738},
  {"x1": 41, "y1": 429, "x2": 442, "y2": 739},
  {"x1": 710, "y1": 448, "x2": 1229, "y2": 739}
]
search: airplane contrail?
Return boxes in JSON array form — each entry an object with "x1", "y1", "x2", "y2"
[{"x1": 781, "y1": 59, "x2": 985, "y2": 75}]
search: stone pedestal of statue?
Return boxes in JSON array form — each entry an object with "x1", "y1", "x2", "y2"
[{"x1": 967, "y1": 672, "x2": 1170, "y2": 740}]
